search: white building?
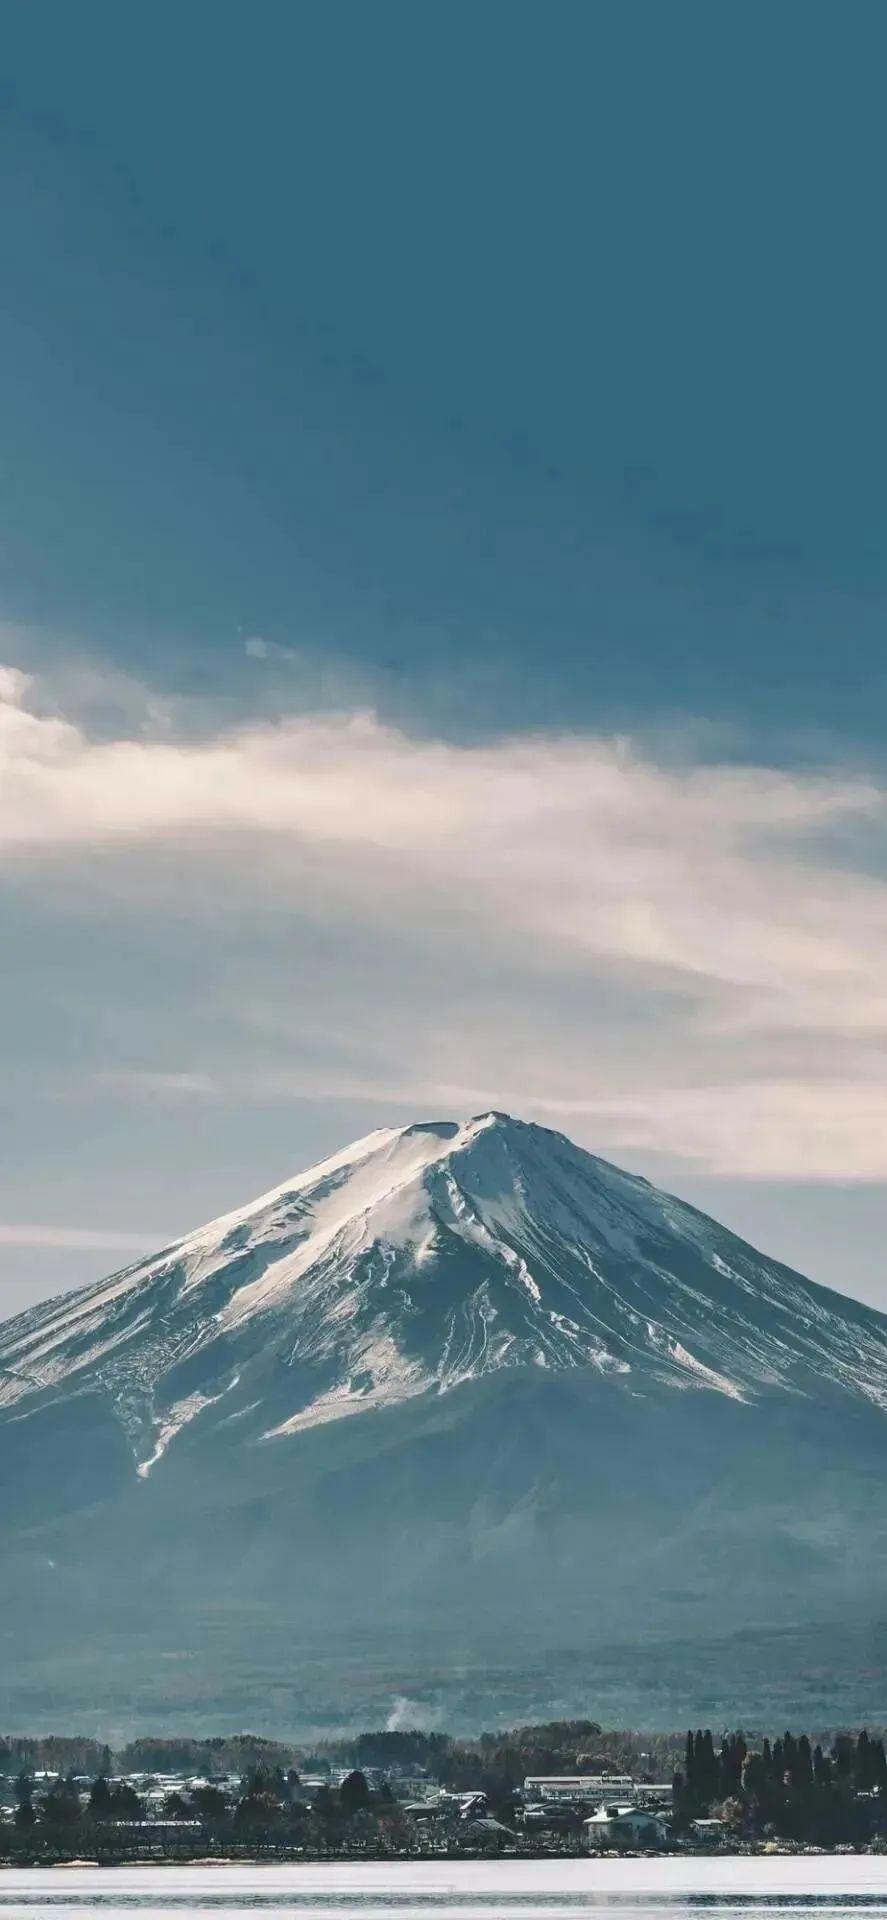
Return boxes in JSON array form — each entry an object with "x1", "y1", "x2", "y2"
[
  {"x1": 523, "y1": 1774, "x2": 636, "y2": 1805},
  {"x1": 583, "y1": 1804, "x2": 668, "y2": 1851}
]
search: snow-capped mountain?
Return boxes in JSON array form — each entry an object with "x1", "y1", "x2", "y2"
[
  {"x1": 4, "y1": 1112, "x2": 887, "y2": 1477},
  {"x1": 3, "y1": 1112, "x2": 887, "y2": 1733}
]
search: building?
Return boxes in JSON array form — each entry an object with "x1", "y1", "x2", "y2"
[
  {"x1": 459, "y1": 1816, "x2": 517, "y2": 1853},
  {"x1": 583, "y1": 1804, "x2": 668, "y2": 1851},
  {"x1": 632, "y1": 1783, "x2": 673, "y2": 1807},
  {"x1": 523, "y1": 1773, "x2": 646, "y2": 1805},
  {"x1": 691, "y1": 1816, "x2": 730, "y2": 1847}
]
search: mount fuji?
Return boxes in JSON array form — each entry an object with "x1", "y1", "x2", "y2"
[{"x1": 3, "y1": 1112, "x2": 887, "y2": 1734}]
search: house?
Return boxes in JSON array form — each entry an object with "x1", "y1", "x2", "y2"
[
  {"x1": 459, "y1": 1816, "x2": 517, "y2": 1853},
  {"x1": 583, "y1": 1803, "x2": 668, "y2": 1851},
  {"x1": 691, "y1": 1816, "x2": 731, "y2": 1847}
]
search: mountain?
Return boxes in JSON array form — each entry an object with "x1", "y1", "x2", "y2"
[{"x1": 3, "y1": 1112, "x2": 887, "y2": 1735}]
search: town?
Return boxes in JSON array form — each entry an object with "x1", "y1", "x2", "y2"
[{"x1": 1, "y1": 1722, "x2": 886, "y2": 1862}]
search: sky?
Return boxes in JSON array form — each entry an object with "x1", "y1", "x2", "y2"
[{"x1": 1, "y1": 0, "x2": 887, "y2": 1315}]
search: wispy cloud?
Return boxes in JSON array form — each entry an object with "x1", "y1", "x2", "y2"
[
  {"x1": 2, "y1": 661, "x2": 887, "y2": 1180},
  {"x1": 0, "y1": 1224, "x2": 153, "y2": 1252},
  {"x1": 243, "y1": 636, "x2": 294, "y2": 662},
  {"x1": 95, "y1": 1071, "x2": 218, "y2": 1099}
]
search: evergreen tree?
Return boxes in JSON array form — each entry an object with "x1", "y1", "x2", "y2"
[
  {"x1": 110, "y1": 1783, "x2": 144, "y2": 1820},
  {"x1": 795, "y1": 1735, "x2": 813, "y2": 1791},
  {"x1": 13, "y1": 1772, "x2": 36, "y2": 1831},
  {"x1": 697, "y1": 1731, "x2": 718, "y2": 1806},
  {"x1": 88, "y1": 1775, "x2": 113, "y2": 1819},
  {"x1": 40, "y1": 1775, "x2": 82, "y2": 1829},
  {"x1": 741, "y1": 1751, "x2": 767, "y2": 1801},
  {"x1": 854, "y1": 1731, "x2": 884, "y2": 1793},
  {"x1": 832, "y1": 1734, "x2": 855, "y2": 1780},
  {"x1": 718, "y1": 1735, "x2": 745, "y2": 1799},
  {"x1": 192, "y1": 1784, "x2": 229, "y2": 1823},
  {"x1": 813, "y1": 1744, "x2": 831, "y2": 1789}
]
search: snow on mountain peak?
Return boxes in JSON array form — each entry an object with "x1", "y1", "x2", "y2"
[{"x1": 4, "y1": 1111, "x2": 887, "y2": 1476}]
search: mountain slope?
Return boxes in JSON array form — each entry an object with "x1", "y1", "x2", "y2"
[{"x1": 3, "y1": 1112, "x2": 887, "y2": 1732}]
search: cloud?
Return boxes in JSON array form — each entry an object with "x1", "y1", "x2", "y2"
[
  {"x1": 95, "y1": 1071, "x2": 218, "y2": 1099},
  {"x1": 244, "y1": 636, "x2": 306, "y2": 664},
  {"x1": 0, "y1": 1224, "x2": 153, "y2": 1252},
  {"x1": 0, "y1": 664, "x2": 32, "y2": 706},
  {"x1": 2, "y1": 661, "x2": 887, "y2": 1181}
]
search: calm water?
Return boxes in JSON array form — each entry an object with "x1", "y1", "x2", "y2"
[{"x1": 1, "y1": 1858, "x2": 887, "y2": 1920}]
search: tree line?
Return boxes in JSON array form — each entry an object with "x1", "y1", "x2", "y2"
[
  {"x1": 676, "y1": 1728, "x2": 887, "y2": 1844},
  {"x1": 1, "y1": 1764, "x2": 411, "y2": 1860},
  {"x1": 0, "y1": 1733, "x2": 299, "y2": 1778}
]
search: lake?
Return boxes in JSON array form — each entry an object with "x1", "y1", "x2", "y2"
[{"x1": 1, "y1": 1857, "x2": 887, "y2": 1918}]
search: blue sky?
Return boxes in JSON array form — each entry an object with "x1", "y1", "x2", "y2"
[{"x1": 2, "y1": 0, "x2": 886, "y2": 1312}]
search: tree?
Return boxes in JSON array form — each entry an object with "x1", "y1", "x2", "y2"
[
  {"x1": 741, "y1": 1751, "x2": 768, "y2": 1804},
  {"x1": 13, "y1": 1772, "x2": 36, "y2": 1831},
  {"x1": 40, "y1": 1775, "x2": 82, "y2": 1829},
  {"x1": 111, "y1": 1783, "x2": 144, "y2": 1820},
  {"x1": 832, "y1": 1734, "x2": 855, "y2": 1781},
  {"x1": 236, "y1": 1778, "x2": 281, "y2": 1832},
  {"x1": 694, "y1": 1731, "x2": 718, "y2": 1807},
  {"x1": 162, "y1": 1792, "x2": 190, "y2": 1820},
  {"x1": 340, "y1": 1770, "x2": 371, "y2": 1817},
  {"x1": 853, "y1": 1730, "x2": 886, "y2": 1794},
  {"x1": 718, "y1": 1735, "x2": 745, "y2": 1799},
  {"x1": 312, "y1": 1783, "x2": 338, "y2": 1824},
  {"x1": 795, "y1": 1735, "x2": 813, "y2": 1792},
  {"x1": 813, "y1": 1744, "x2": 831, "y2": 1789},
  {"x1": 191, "y1": 1784, "x2": 229, "y2": 1824},
  {"x1": 285, "y1": 1797, "x2": 309, "y2": 1836},
  {"x1": 714, "y1": 1793, "x2": 746, "y2": 1838},
  {"x1": 88, "y1": 1775, "x2": 113, "y2": 1819}
]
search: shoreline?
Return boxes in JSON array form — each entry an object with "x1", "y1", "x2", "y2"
[{"x1": 3, "y1": 1844, "x2": 884, "y2": 1868}]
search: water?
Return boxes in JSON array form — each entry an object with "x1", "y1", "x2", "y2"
[{"x1": 1, "y1": 1858, "x2": 887, "y2": 1920}]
